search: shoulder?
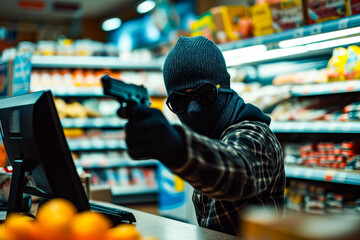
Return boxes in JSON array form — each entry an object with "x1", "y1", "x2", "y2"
[
  {"x1": 221, "y1": 120, "x2": 282, "y2": 154},
  {"x1": 221, "y1": 120, "x2": 273, "y2": 139}
]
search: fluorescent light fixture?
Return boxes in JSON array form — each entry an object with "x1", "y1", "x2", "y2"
[
  {"x1": 279, "y1": 26, "x2": 360, "y2": 48},
  {"x1": 137, "y1": 0, "x2": 156, "y2": 14},
  {"x1": 305, "y1": 35, "x2": 360, "y2": 51},
  {"x1": 225, "y1": 46, "x2": 308, "y2": 67},
  {"x1": 102, "y1": 18, "x2": 122, "y2": 31},
  {"x1": 222, "y1": 44, "x2": 267, "y2": 59}
]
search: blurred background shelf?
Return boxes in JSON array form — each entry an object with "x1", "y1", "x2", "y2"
[
  {"x1": 67, "y1": 139, "x2": 127, "y2": 151},
  {"x1": 219, "y1": 14, "x2": 360, "y2": 51},
  {"x1": 76, "y1": 158, "x2": 158, "y2": 169},
  {"x1": 285, "y1": 165, "x2": 360, "y2": 185},
  {"x1": 290, "y1": 80, "x2": 360, "y2": 96},
  {"x1": 61, "y1": 118, "x2": 127, "y2": 128},
  {"x1": 32, "y1": 55, "x2": 164, "y2": 70},
  {"x1": 270, "y1": 121, "x2": 360, "y2": 133}
]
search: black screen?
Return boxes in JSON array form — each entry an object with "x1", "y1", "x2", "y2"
[{"x1": 0, "y1": 90, "x2": 90, "y2": 212}]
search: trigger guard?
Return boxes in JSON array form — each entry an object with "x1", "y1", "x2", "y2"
[{"x1": 117, "y1": 107, "x2": 128, "y2": 118}]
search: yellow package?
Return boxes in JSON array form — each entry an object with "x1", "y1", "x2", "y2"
[
  {"x1": 190, "y1": 12, "x2": 217, "y2": 42},
  {"x1": 251, "y1": 3, "x2": 274, "y2": 36},
  {"x1": 210, "y1": 5, "x2": 251, "y2": 43},
  {"x1": 327, "y1": 47, "x2": 348, "y2": 81},
  {"x1": 344, "y1": 45, "x2": 360, "y2": 80}
]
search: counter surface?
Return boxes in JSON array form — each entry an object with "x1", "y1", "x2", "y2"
[{"x1": 98, "y1": 201, "x2": 240, "y2": 240}]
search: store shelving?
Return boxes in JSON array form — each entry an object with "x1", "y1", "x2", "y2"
[
  {"x1": 31, "y1": 55, "x2": 164, "y2": 70},
  {"x1": 270, "y1": 121, "x2": 360, "y2": 134},
  {"x1": 61, "y1": 118, "x2": 126, "y2": 128},
  {"x1": 290, "y1": 80, "x2": 360, "y2": 96},
  {"x1": 285, "y1": 165, "x2": 360, "y2": 186},
  {"x1": 219, "y1": 14, "x2": 360, "y2": 51},
  {"x1": 32, "y1": 86, "x2": 104, "y2": 97},
  {"x1": 76, "y1": 158, "x2": 158, "y2": 169},
  {"x1": 67, "y1": 139, "x2": 127, "y2": 151},
  {"x1": 31, "y1": 55, "x2": 165, "y2": 203}
]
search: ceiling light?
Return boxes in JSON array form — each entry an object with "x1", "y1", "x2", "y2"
[
  {"x1": 279, "y1": 26, "x2": 360, "y2": 48},
  {"x1": 137, "y1": 0, "x2": 156, "y2": 14},
  {"x1": 102, "y1": 18, "x2": 122, "y2": 31}
]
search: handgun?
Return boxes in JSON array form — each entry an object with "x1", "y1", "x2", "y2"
[{"x1": 101, "y1": 74, "x2": 150, "y2": 118}]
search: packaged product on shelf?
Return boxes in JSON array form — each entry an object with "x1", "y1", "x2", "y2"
[
  {"x1": 190, "y1": 12, "x2": 217, "y2": 42},
  {"x1": 256, "y1": 0, "x2": 305, "y2": 32},
  {"x1": 250, "y1": 2, "x2": 274, "y2": 36},
  {"x1": 306, "y1": 0, "x2": 347, "y2": 24},
  {"x1": 344, "y1": 45, "x2": 360, "y2": 80},
  {"x1": 35, "y1": 40, "x2": 56, "y2": 56},
  {"x1": 273, "y1": 69, "x2": 328, "y2": 85},
  {"x1": 117, "y1": 167, "x2": 131, "y2": 186},
  {"x1": 210, "y1": 5, "x2": 251, "y2": 43},
  {"x1": 325, "y1": 192, "x2": 344, "y2": 213},
  {"x1": 304, "y1": 185, "x2": 326, "y2": 214},
  {"x1": 327, "y1": 47, "x2": 348, "y2": 81},
  {"x1": 104, "y1": 169, "x2": 117, "y2": 186},
  {"x1": 131, "y1": 168, "x2": 146, "y2": 186},
  {"x1": 0, "y1": 61, "x2": 7, "y2": 98},
  {"x1": 345, "y1": 0, "x2": 360, "y2": 16}
]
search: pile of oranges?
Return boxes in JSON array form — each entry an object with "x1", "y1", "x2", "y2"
[{"x1": 0, "y1": 198, "x2": 157, "y2": 240}]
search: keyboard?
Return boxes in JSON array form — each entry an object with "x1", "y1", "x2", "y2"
[{"x1": 89, "y1": 202, "x2": 136, "y2": 225}]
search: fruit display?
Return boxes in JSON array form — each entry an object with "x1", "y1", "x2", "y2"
[{"x1": 0, "y1": 198, "x2": 158, "y2": 240}]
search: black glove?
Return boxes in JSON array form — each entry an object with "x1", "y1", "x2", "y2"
[{"x1": 123, "y1": 105, "x2": 186, "y2": 167}]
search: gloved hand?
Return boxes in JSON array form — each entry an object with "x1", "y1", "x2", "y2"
[{"x1": 122, "y1": 105, "x2": 187, "y2": 167}]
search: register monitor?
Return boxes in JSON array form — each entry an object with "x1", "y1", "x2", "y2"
[{"x1": 0, "y1": 90, "x2": 135, "y2": 223}]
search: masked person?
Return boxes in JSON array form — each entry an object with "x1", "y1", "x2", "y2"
[{"x1": 124, "y1": 36, "x2": 285, "y2": 237}]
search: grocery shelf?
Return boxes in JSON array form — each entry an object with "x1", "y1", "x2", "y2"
[
  {"x1": 78, "y1": 158, "x2": 158, "y2": 169},
  {"x1": 219, "y1": 15, "x2": 360, "y2": 51},
  {"x1": 32, "y1": 86, "x2": 104, "y2": 96},
  {"x1": 31, "y1": 86, "x2": 166, "y2": 97},
  {"x1": 61, "y1": 118, "x2": 127, "y2": 128},
  {"x1": 291, "y1": 80, "x2": 360, "y2": 96},
  {"x1": 285, "y1": 165, "x2": 360, "y2": 185},
  {"x1": 270, "y1": 121, "x2": 360, "y2": 133},
  {"x1": 31, "y1": 56, "x2": 164, "y2": 70},
  {"x1": 111, "y1": 185, "x2": 158, "y2": 196},
  {"x1": 67, "y1": 139, "x2": 126, "y2": 151}
]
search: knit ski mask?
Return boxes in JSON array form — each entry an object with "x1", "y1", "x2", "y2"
[
  {"x1": 163, "y1": 36, "x2": 271, "y2": 138},
  {"x1": 163, "y1": 36, "x2": 231, "y2": 137}
]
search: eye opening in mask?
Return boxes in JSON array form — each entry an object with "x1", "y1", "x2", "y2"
[{"x1": 166, "y1": 83, "x2": 219, "y2": 114}]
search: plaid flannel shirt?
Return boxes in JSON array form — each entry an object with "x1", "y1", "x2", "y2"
[{"x1": 172, "y1": 120, "x2": 285, "y2": 236}]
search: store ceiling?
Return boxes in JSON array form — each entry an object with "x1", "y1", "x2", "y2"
[{"x1": 0, "y1": 0, "x2": 142, "y2": 23}]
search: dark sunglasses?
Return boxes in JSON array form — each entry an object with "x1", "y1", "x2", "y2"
[{"x1": 166, "y1": 83, "x2": 219, "y2": 113}]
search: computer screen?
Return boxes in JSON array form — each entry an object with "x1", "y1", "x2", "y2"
[{"x1": 0, "y1": 90, "x2": 90, "y2": 213}]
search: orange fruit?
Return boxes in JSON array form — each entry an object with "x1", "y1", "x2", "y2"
[
  {"x1": 36, "y1": 198, "x2": 77, "y2": 240},
  {"x1": 71, "y1": 211, "x2": 111, "y2": 240},
  {"x1": 106, "y1": 224, "x2": 141, "y2": 240},
  {"x1": 4, "y1": 213, "x2": 39, "y2": 240}
]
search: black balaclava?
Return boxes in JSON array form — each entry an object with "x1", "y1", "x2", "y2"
[{"x1": 163, "y1": 36, "x2": 271, "y2": 139}]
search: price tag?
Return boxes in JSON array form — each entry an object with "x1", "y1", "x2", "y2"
[
  {"x1": 80, "y1": 140, "x2": 92, "y2": 149},
  {"x1": 324, "y1": 170, "x2": 335, "y2": 182},
  {"x1": 310, "y1": 25, "x2": 322, "y2": 35},
  {"x1": 313, "y1": 122, "x2": 323, "y2": 131},
  {"x1": 106, "y1": 139, "x2": 118, "y2": 148},
  {"x1": 93, "y1": 118, "x2": 102, "y2": 127},
  {"x1": 337, "y1": 18, "x2": 349, "y2": 29},
  {"x1": 345, "y1": 82, "x2": 355, "y2": 92},
  {"x1": 75, "y1": 118, "x2": 86, "y2": 127},
  {"x1": 302, "y1": 85, "x2": 310, "y2": 95},
  {"x1": 329, "y1": 122, "x2": 338, "y2": 132},
  {"x1": 293, "y1": 28, "x2": 305, "y2": 38},
  {"x1": 336, "y1": 172, "x2": 347, "y2": 183}
]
